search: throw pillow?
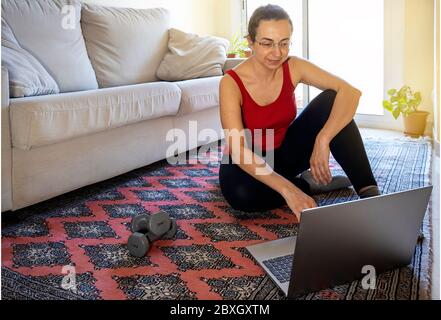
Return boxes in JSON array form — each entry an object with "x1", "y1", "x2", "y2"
[
  {"x1": 1, "y1": 0, "x2": 98, "y2": 93},
  {"x1": 1, "y1": 17, "x2": 59, "y2": 98},
  {"x1": 81, "y1": 4, "x2": 170, "y2": 88},
  {"x1": 156, "y1": 28, "x2": 229, "y2": 81}
]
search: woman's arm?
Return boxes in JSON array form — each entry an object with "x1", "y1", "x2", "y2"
[
  {"x1": 291, "y1": 56, "x2": 362, "y2": 142},
  {"x1": 290, "y1": 57, "x2": 362, "y2": 184}
]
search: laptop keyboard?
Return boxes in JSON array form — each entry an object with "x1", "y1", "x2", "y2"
[{"x1": 262, "y1": 254, "x2": 294, "y2": 283}]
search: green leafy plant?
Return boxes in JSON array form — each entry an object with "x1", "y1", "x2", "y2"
[
  {"x1": 227, "y1": 32, "x2": 250, "y2": 58},
  {"x1": 383, "y1": 85, "x2": 422, "y2": 119}
]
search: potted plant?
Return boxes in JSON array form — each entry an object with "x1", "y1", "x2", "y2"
[
  {"x1": 227, "y1": 32, "x2": 251, "y2": 58},
  {"x1": 383, "y1": 85, "x2": 429, "y2": 137}
]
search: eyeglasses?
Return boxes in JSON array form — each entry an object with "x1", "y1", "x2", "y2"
[{"x1": 255, "y1": 39, "x2": 292, "y2": 50}]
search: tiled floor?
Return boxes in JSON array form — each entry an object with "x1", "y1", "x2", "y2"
[{"x1": 360, "y1": 128, "x2": 440, "y2": 300}]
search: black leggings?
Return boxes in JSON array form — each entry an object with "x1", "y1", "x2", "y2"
[{"x1": 219, "y1": 89, "x2": 378, "y2": 212}]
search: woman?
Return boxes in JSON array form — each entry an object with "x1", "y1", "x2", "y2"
[{"x1": 219, "y1": 4, "x2": 380, "y2": 221}]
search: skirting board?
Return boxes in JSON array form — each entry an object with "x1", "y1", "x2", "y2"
[
  {"x1": 433, "y1": 127, "x2": 440, "y2": 157},
  {"x1": 435, "y1": 139, "x2": 440, "y2": 157}
]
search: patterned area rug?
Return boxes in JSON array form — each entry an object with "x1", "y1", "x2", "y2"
[{"x1": 1, "y1": 137, "x2": 433, "y2": 300}]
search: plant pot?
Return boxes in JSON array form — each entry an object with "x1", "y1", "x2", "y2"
[
  {"x1": 243, "y1": 49, "x2": 252, "y2": 58},
  {"x1": 227, "y1": 53, "x2": 237, "y2": 58},
  {"x1": 403, "y1": 111, "x2": 429, "y2": 137}
]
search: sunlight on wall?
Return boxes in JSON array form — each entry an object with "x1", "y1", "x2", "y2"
[
  {"x1": 81, "y1": 0, "x2": 216, "y2": 35},
  {"x1": 436, "y1": 0, "x2": 440, "y2": 142},
  {"x1": 213, "y1": 0, "x2": 243, "y2": 40},
  {"x1": 405, "y1": 0, "x2": 435, "y2": 133}
]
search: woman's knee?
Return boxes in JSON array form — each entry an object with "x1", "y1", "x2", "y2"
[
  {"x1": 219, "y1": 166, "x2": 251, "y2": 210},
  {"x1": 322, "y1": 88, "x2": 337, "y2": 99},
  {"x1": 220, "y1": 183, "x2": 256, "y2": 212},
  {"x1": 219, "y1": 164, "x2": 284, "y2": 212},
  {"x1": 294, "y1": 89, "x2": 337, "y2": 131},
  {"x1": 295, "y1": 89, "x2": 337, "y2": 131},
  {"x1": 314, "y1": 89, "x2": 337, "y2": 115}
]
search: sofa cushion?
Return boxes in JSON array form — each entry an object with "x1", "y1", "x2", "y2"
[
  {"x1": 1, "y1": 17, "x2": 60, "y2": 98},
  {"x1": 1, "y1": 0, "x2": 98, "y2": 93},
  {"x1": 81, "y1": 4, "x2": 170, "y2": 88},
  {"x1": 175, "y1": 76, "x2": 222, "y2": 116},
  {"x1": 10, "y1": 82, "x2": 181, "y2": 150},
  {"x1": 156, "y1": 28, "x2": 229, "y2": 81}
]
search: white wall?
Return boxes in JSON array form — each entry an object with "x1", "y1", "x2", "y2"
[
  {"x1": 404, "y1": 0, "x2": 434, "y2": 135},
  {"x1": 213, "y1": 0, "x2": 244, "y2": 39},
  {"x1": 81, "y1": 0, "x2": 217, "y2": 36},
  {"x1": 435, "y1": 0, "x2": 440, "y2": 144}
]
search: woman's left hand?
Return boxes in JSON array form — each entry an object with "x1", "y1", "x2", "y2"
[{"x1": 309, "y1": 135, "x2": 332, "y2": 185}]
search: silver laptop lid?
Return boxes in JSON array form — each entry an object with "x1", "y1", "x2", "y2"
[{"x1": 287, "y1": 185, "x2": 432, "y2": 298}]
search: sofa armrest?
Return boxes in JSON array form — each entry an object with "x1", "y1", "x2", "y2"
[
  {"x1": 2, "y1": 66, "x2": 13, "y2": 211},
  {"x1": 223, "y1": 58, "x2": 246, "y2": 73}
]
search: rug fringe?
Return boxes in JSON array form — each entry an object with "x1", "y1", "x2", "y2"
[{"x1": 362, "y1": 135, "x2": 432, "y2": 143}]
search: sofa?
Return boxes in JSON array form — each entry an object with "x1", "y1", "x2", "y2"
[{"x1": 1, "y1": 0, "x2": 242, "y2": 212}]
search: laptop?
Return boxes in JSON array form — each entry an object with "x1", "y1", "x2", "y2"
[{"x1": 246, "y1": 185, "x2": 433, "y2": 299}]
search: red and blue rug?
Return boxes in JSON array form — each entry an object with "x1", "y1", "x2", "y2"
[{"x1": 1, "y1": 137, "x2": 433, "y2": 300}]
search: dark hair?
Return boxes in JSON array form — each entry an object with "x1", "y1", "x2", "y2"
[{"x1": 247, "y1": 4, "x2": 293, "y2": 42}]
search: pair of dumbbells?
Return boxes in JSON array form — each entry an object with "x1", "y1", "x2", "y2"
[{"x1": 127, "y1": 211, "x2": 177, "y2": 257}]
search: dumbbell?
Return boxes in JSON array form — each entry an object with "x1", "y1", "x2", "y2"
[{"x1": 127, "y1": 211, "x2": 177, "y2": 257}]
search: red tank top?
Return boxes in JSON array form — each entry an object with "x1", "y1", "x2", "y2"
[{"x1": 225, "y1": 58, "x2": 297, "y2": 152}]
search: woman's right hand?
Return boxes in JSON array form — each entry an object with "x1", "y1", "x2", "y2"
[{"x1": 281, "y1": 185, "x2": 318, "y2": 221}]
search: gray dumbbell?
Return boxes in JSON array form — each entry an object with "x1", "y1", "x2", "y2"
[
  {"x1": 163, "y1": 219, "x2": 178, "y2": 239},
  {"x1": 131, "y1": 214, "x2": 150, "y2": 233},
  {"x1": 127, "y1": 232, "x2": 151, "y2": 257},
  {"x1": 128, "y1": 211, "x2": 178, "y2": 257}
]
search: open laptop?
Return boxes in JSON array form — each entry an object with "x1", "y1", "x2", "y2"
[{"x1": 246, "y1": 185, "x2": 433, "y2": 299}]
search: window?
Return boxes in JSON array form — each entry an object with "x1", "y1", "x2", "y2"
[
  {"x1": 246, "y1": 0, "x2": 384, "y2": 116},
  {"x1": 308, "y1": 0, "x2": 384, "y2": 115}
]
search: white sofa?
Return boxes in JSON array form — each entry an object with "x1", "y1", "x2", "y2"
[{"x1": 1, "y1": 0, "x2": 241, "y2": 211}]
